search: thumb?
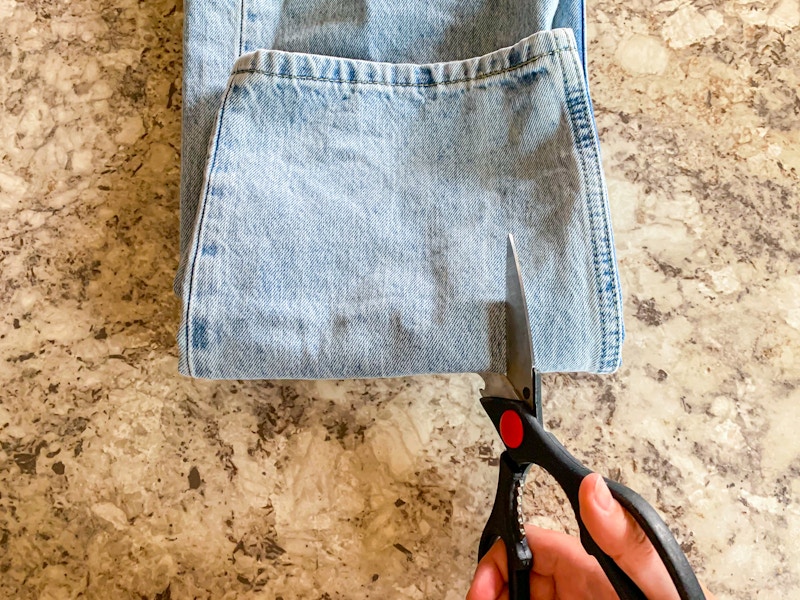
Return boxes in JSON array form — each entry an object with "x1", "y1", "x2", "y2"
[{"x1": 579, "y1": 473, "x2": 680, "y2": 600}]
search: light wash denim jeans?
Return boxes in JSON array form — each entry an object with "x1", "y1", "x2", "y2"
[{"x1": 176, "y1": 1, "x2": 624, "y2": 379}]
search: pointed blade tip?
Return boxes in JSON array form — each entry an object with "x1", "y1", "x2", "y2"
[{"x1": 505, "y1": 232, "x2": 535, "y2": 401}]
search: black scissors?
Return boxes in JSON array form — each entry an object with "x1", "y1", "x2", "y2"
[{"x1": 477, "y1": 234, "x2": 705, "y2": 600}]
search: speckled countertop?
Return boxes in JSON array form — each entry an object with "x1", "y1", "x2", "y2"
[{"x1": 1, "y1": 0, "x2": 798, "y2": 598}]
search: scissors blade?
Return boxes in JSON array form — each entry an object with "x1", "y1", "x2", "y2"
[
  {"x1": 505, "y1": 234, "x2": 536, "y2": 410},
  {"x1": 478, "y1": 234, "x2": 540, "y2": 409}
]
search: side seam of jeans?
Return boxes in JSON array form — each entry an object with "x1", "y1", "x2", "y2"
[
  {"x1": 556, "y1": 47, "x2": 623, "y2": 373},
  {"x1": 239, "y1": 0, "x2": 246, "y2": 56},
  {"x1": 180, "y1": 77, "x2": 238, "y2": 378}
]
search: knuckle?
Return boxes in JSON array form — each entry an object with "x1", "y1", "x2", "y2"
[
  {"x1": 620, "y1": 511, "x2": 657, "y2": 562},
  {"x1": 628, "y1": 517, "x2": 649, "y2": 549}
]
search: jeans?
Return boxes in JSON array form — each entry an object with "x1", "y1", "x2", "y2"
[{"x1": 175, "y1": 1, "x2": 624, "y2": 379}]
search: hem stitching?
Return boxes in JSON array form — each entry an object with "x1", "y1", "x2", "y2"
[{"x1": 232, "y1": 47, "x2": 574, "y2": 88}]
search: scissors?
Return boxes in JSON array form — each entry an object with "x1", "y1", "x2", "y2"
[{"x1": 477, "y1": 234, "x2": 705, "y2": 600}]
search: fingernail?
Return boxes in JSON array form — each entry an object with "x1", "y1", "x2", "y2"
[{"x1": 594, "y1": 476, "x2": 613, "y2": 511}]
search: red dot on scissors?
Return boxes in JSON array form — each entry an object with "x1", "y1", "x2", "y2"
[{"x1": 499, "y1": 410, "x2": 524, "y2": 449}]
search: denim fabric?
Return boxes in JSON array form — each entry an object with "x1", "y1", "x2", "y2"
[
  {"x1": 177, "y1": 0, "x2": 589, "y2": 294},
  {"x1": 176, "y1": 24, "x2": 624, "y2": 380}
]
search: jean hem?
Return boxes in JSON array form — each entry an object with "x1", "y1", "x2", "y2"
[
  {"x1": 231, "y1": 29, "x2": 577, "y2": 88},
  {"x1": 557, "y1": 47, "x2": 624, "y2": 373},
  {"x1": 179, "y1": 76, "x2": 239, "y2": 378}
]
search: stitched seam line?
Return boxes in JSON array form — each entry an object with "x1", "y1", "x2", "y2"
[
  {"x1": 557, "y1": 46, "x2": 619, "y2": 372},
  {"x1": 567, "y1": 52, "x2": 616, "y2": 372},
  {"x1": 238, "y1": 0, "x2": 245, "y2": 55},
  {"x1": 184, "y1": 81, "x2": 235, "y2": 377},
  {"x1": 232, "y1": 46, "x2": 573, "y2": 88},
  {"x1": 556, "y1": 49, "x2": 603, "y2": 367},
  {"x1": 575, "y1": 55, "x2": 621, "y2": 371}
]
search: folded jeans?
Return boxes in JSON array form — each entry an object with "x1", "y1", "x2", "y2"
[{"x1": 176, "y1": 2, "x2": 624, "y2": 379}]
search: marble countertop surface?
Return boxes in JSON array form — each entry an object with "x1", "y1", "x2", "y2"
[{"x1": 1, "y1": 0, "x2": 798, "y2": 598}]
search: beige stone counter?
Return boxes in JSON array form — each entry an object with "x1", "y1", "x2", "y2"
[{"x1": 0, "y1": 0, "x2": 797, "y2": 598}]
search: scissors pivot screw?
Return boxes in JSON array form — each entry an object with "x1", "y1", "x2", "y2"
[{"x1": 499, "y1": 410, "x2": 524, "y2": 449}]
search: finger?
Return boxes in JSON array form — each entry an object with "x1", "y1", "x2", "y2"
[
  {"x1": 478, "y1": 537, "x2": 509, "y2": 580},
  {"x1": 531, "y1": 571, "x2": 556, "y2": 600},
  {"x1": 476, "y1": 527, "x2": 590, "y2": 579},
  {"x1": 523, "y1": 524, "x2": 597, "y2": 577},
  {"x1": 466, "y1": 541, "x2": 506, "y2": 600},
  {"x1": 470, "y1": 528, "x2": 608, "y2": 590},
  {"x1": 466, "y1": 564, "x2": 503, "y2": 600},
  {"x1": 579, "y1": 473, "x2": 680, "y2": 600},
  {"x1": 527, "y1": 523, "x2": 617, "y2": 599}
]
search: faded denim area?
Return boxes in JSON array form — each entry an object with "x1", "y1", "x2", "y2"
[
  {"x1": 177, "y1": 27, "x2": 624, "y2": 379},
  {"x1": 178, "y1": 0, "x2": 587, "y2": 275}
]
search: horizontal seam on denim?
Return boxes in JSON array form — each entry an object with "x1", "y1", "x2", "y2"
[{"x1": 232, "y1": 46, "x2": 574, "y2": 87}]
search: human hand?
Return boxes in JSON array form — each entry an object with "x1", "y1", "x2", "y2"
[{"x1": 466, "y1": 473, "x2": 716, "y2": 600}]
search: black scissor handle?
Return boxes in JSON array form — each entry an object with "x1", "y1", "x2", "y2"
[
  {"x1": 480, "y1": 396, "x2": 706, "y2": 600},
  {"x1": 478, "y1": 452, "x2": 532, "y2": 599}
]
